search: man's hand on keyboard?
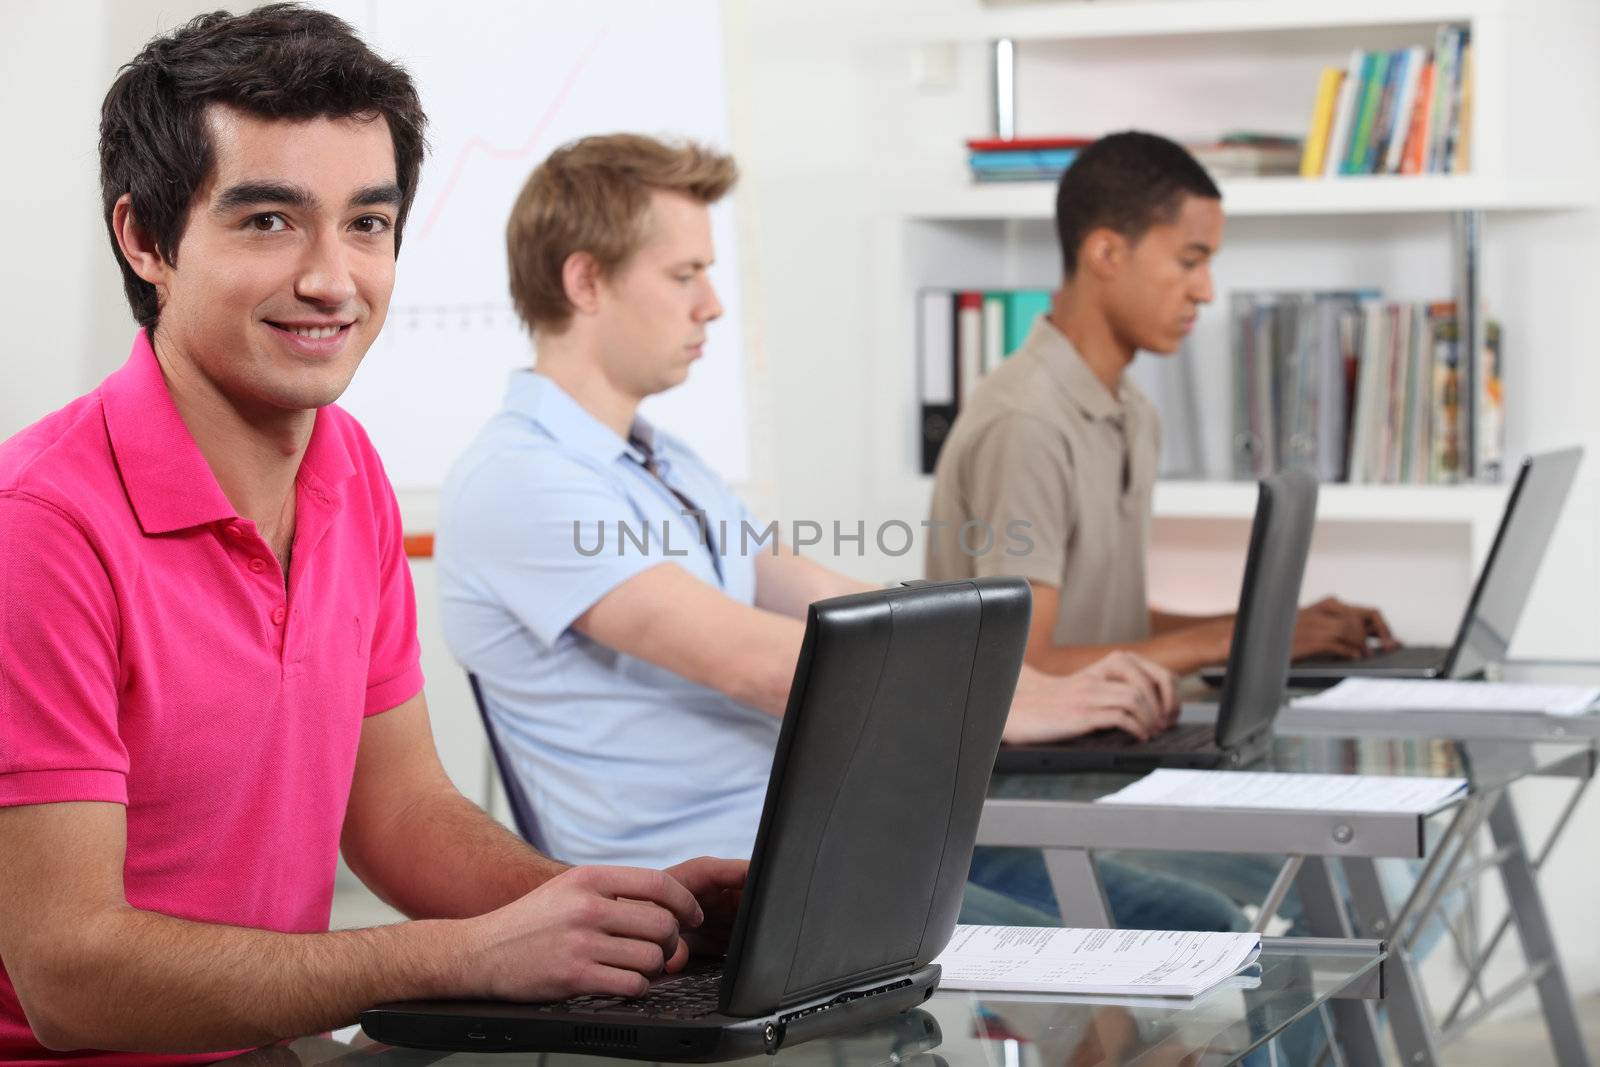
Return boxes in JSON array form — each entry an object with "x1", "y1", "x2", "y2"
[
  {"x1": 1292, "y1": 596, "x2": 1398, "y2": 662},
  {"x1": 663, "y1": 856, "x2": 748, "y2": 968},
  {"x1": 459, "y1": 864, "x2": 704, "y2": 1001},
  {"x1": 1004, "y1": 651, "x2": 1178, "y2": 745}
]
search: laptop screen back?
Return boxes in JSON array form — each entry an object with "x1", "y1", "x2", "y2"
[
  {"x1": 1447, "y1": 447, "x2": 1583, "y2": 678},
  {"x1": 1216, "y1": 470, "x2": 1319, "y2": 749},
  {"x1": 717, "y1": 578, "x2": 1028, "y2": 1018}
]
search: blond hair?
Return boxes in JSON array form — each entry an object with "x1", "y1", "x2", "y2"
[{"x1": 507, "y1": 133, "x2": 738, "y2": 334}]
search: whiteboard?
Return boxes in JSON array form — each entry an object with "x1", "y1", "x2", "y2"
[{"x1": 324, "y1": 0, "x2": 750, "y2": 490}]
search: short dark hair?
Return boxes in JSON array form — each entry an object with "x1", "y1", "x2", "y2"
[
  {"x1": 1054, "y1": 131, "x2": 1220, "y2": 278},
  {"x1": 99, "y1": 3, "x2": 428, "y2": 328}
]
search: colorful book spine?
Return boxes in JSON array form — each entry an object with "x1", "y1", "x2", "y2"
[
  {"x1": 1475, "y1": 319, "x2": 1503, "y2": 480},
  {"x1": 956, "y1": 292, "x2": 984, "y2": 404},
  {"x1": 1429, "y1": 303, "x2": 1462, "y2": 481},
  {"x1": 1343, "y1": 51, "x2": 1390, "y2": 174},
  {"x1": 1427, "y1": 26, "x2": 1461, "y2": 172},
  {"x1": 1448, "y1": 38, "x2": 1474, "y2": 173},
  {"x1": 1382, "y1": 47, "x2": 1426, "y2": 174},
  {"x1": 1324, "y1": 50, "x2": 1365, "y2": 178},
  {"x1": 1362, "y1": 49, "x2": 1405, "y2": 174},
  {"x1": 1301, "y1": 67, "x2": 1346, "y2": 177},
  {"x1": 1004, "y1": 290, "x2": 1051, "y2": 354},
  {"x1": 1400, "y1": 58, "x2": 1436, "y2": 175}
]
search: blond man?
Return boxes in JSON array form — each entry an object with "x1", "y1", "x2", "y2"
[{"x1": 435, "y1": 135, "x2": 1249, "y2": 930}]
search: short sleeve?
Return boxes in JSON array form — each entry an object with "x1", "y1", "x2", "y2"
[
  {"x1": 961, "y1": 416, "x2": 1076, "y2": 585},
  {"x1": 363, "y1": 460, "x2": 425, "y2": 717},
  {"x1": 444, "y1": 452, "x2": 664, "y2": 648},
  {"x1": 0, "y1": 494, "x2": 129, "y2": 806}
]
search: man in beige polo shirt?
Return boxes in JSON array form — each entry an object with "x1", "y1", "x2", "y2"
[{"x1": 929, "y1": 130, "x2": 1394, "y2": 678}]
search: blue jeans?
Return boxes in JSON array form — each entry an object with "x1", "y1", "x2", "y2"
[{"x1": 964, "y1": 846, "x2": 1249, "y2": 931}]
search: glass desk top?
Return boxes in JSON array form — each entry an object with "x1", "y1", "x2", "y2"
[
  {"x1": 990, "y1": 733, "x2": 1595, "y2": 806},
  {"x1": 225, "y1": 940, "x2": 1382, "y2": 1067}
]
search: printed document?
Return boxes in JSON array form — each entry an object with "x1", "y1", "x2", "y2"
[
  {"x1": 1291, "y1": 678, "x2": 1600, "y2": 716},
  {"x1": 934, "y1": 926, "x2": 1262, "y2": 997},
  {"x1": 1095, "y1": 768, "x2": 1468, "y2": 813}
]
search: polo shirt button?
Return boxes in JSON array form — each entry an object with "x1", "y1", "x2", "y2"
[
  {"x1": 271, "y1": 606, "x2": 287, "y2": 625},
  {"x1": 226, "y1": 524, "x2": 244, "y2": 539},
  {"x1": 249, "y1": 558, "x2": 268, "y2": 574}
]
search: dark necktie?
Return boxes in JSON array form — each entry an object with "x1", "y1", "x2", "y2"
[{"x1": 627, "y1": 434, "x2": 723, "y2": 584}]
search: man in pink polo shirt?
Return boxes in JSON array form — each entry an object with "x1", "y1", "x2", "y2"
[{"x1": 0, "y1": 6, "x2": 743, "y2": 1061}]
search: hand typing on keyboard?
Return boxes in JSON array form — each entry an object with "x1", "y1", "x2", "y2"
[
  {"x1": 1005, "y1": 651, "x2": 1178, "y2": 745},
  {"x1": 451, "y1": 858, "x2": 744, "y2": 1004},
  {"x1": 1291, "y1": 596, "x2": 1398, "y2": 661}
]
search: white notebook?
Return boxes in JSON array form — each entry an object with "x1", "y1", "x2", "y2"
[
  {"x1": 933, "y1": 926, "x2": 1262, "y2": 998},
  {"x1": 1291, "y1": 678, "x2": 1600, "y2": 717},
  {"x1": 1095, "y1": 768, "x2": 1468, "y2": 814}
]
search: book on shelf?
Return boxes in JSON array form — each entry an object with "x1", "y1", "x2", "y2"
[
  {"x1": 1300, "y1": 67, "x2": 1345, "y2": 177},
  {"x1": 1232, "y1": 291, "x2": 1503, "y2": 486},
  {"x1": 917, "y1": 288, "x2": 1051, "y2": 472},
  {"x1": 966, "y1": 136, "x2": 1091, "y2": 184},
  {"x1": 916, "y1": 288, "x2": 1204, "y2": 478},
  {"x1": 1301, "y1": 24, "x2": 1473, "y2": 179},
  {"x1": 1188, "y1": 133, "x2": 1302, "y2": 178}
]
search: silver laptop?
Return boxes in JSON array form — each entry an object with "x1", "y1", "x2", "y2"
[{"x1": 1277, "y1": 447, "x2": 1582, "y2": 687}]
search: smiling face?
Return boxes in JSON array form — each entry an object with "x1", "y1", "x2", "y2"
[
  {"x1": 1100, "y1": 193, "x2": 1224, "y2": 355},
  {"x1": 128, "y1": 105, "x2": 400, "y2": 419},
  {"x1": 589, "y1": 189, "x2": 724, "y2": 399}
]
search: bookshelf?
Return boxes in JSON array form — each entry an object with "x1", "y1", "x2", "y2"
[
  {"x1": 910, "y1": 0, "x2": 1549, "y2": 42},
  {"x1": 902, "y1": 175, "x2": 1598, "y2": 221},
  {"x1": 871, "y1": 0, "x2": 1598, "y2": 543}
]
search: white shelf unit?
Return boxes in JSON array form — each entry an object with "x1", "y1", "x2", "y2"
[
  {"x1": 902, "y1": 175, "x2": 1599, "y2": 222},
  {"x1": 866, "y1": 1, "x2": 1600, "y2": 625}
]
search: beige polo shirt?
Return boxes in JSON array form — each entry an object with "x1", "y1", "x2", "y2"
[{"x1": 925, "y1": 317, "x2": 1160, "y2": 645}]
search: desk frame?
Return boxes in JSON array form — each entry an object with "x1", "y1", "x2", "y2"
[{"x1": 977, "y1": 742, "x2": 1596, "y2": 1067}]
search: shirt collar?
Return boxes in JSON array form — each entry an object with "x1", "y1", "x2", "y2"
[
  {"x1": 505, "y1": 370, "x2": 657, "y2": 466},
  {"x1": 1028, "y1": 317, "x2": 1132, "y2": 422},
  {"x1": 101, "y1": 330, "x2": 355, "y2": 535}
]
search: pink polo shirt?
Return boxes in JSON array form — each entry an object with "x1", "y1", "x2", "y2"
[{"x1": 0, "y1": 332, "x2": 424, "y2": 1063}]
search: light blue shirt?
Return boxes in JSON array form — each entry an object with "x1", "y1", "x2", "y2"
[{"x1": 437, "y1": 371, "x2": 779, "y2": 868}]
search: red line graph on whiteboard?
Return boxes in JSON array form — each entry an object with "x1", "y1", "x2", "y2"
[{"x1": 415, "y1": 25, "x2": 609, "y2": 243}]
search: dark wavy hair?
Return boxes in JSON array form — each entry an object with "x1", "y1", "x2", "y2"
[
  {"x1": 1055, "y1": 131, "x2": 1220, "y2": 278},
  {"x1": 99, "y1": 3, "x2": 428, "y2": 328}
]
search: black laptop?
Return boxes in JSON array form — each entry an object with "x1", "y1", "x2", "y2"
[
  {"x1": 360, "y1": 577, "x2": 1030, "y2": 1061},
  {"x1": 1266, "y1": 446, "x2": 1582, "y2": 688},
  {"x1": 995, "y1": 470, "x2": 1318, "y2": 773}
]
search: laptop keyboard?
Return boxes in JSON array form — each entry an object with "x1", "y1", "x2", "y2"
[
  {"x1": 1298, "y1": 645, "x2": 1447, "y2": 671},
  {"x1": 1068, "y1": 723, "x2": 1215, "y2": 753},
  {"x1": 562, "y1": 966, "x2": 724, "y2": 1019}
]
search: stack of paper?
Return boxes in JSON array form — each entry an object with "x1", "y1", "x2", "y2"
[
  {"x1": 1094, "y1": 769, "x2": 1468, "y2": 814},
  {"x1": 1291, "y1": 678, "x2": 1600, "y2": 716},
  {"x1": 934, "y1": 926, "x2": 1262, "y2": 998}
]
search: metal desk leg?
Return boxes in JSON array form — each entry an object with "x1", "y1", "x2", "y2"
[
  {"x1": 1343, "y1": 856, "x2": 1442, "y2": 1067},
  {"x1": 1042, "y1": 847, "x2": 1112, "y2": 927},
  {"x1": 1486, "y1": 791, "x2": 1593, "y2": 1067},
  {"x1": 1295, "y1": 855, "x2": 1387, "y2": 1067}
]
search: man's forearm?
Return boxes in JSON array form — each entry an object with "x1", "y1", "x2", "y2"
[
  {"x1": 26, "y1": 905, "x2": 463, "y2": 1054},
  {"x1": 1025, "y1": 628, "x2": 1229, "y2": 678},
  {"x1": 1149, "y1": 608, "x2": 1231, "y2": 636},
  {"x1": 753, "y1": 549, "x2": 874, "y2": 619},
  {"x1": 344, "y1": 786, "x2": 566, "y2": 920}
]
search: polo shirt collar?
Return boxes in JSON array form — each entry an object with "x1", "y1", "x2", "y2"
[
  {"x1": 1029, "y1": 317, "x2": 1130, "y2": 421},
  {"x1": 102, "y1": 330, "x2": 356, "y2": 535},
  {"x1": 506, "y1": 370, "x2": 657, "y2": 466}
]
